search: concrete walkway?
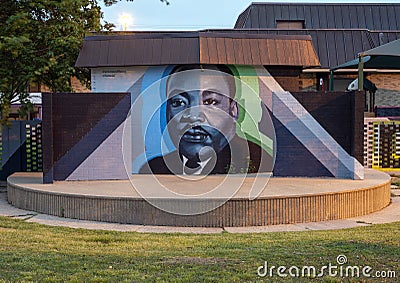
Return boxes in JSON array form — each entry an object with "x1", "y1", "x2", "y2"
[{"x1": 1, "y1": 188, "x2": 399, "y2": 234}]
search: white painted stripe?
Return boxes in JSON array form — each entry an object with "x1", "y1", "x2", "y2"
[{"x1": 255, "y1": 67, "x2": 364, "y2": 180}]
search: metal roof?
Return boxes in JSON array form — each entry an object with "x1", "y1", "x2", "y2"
[
  {"x1": 218, "y1": 28, "x2": 400, "y2": 69},
  {"x1": 363, "y1": 38, "x2": 400, "y2": 56},
  {"x1": 75, "y1": 31, "x2": 320, "y2": 68},
  {"x1": 235, "y1": 3, "x2": 400, "y2": 30},
  {"x1": 233, "y1": 3, "x2": 400, "y2": 68},
  {"x1": 332, "y1": 39, "x2": 400, "y2": 70}
]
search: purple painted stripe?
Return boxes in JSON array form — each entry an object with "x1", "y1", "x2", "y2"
[{"x1": 52, "y1": 95, "x2": 130, "y2": 180}]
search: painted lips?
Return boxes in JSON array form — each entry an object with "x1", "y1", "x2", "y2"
[{"x1": 181, "y1": 126, "x2": 209, "y2": 143}]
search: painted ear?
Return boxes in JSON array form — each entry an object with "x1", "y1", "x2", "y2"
[{"x1": 230, "y1": 101, "x2": 239, "y2": 120}]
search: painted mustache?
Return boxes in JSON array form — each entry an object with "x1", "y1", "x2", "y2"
[{"x1": 181, "y1": 126, "x2": 210, "y2": 143}]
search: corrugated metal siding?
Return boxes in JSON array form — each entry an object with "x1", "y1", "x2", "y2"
[
  {"x1": 235, "y1": 3, "x2": 400, "y2": 30},
  {"x1": 76, "y1": 32, "x2": 320, "y2": 68},
  {"x1": 216, "y1": 29, "x2": 400, "y2": 68}
]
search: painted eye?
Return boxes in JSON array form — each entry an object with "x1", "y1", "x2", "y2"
[
  {"x1": 203, "y1": 98, "x2": 218, "y2": 105},
  {"x1": 171, "y1": 99, "x2": 185, "y2": 107}
]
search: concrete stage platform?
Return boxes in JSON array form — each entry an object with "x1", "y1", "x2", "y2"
[{"x1": 7, "y1": 169, "x2": 391, "y2": 227}]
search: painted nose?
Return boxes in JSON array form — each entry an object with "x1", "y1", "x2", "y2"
[{"x1": 182, "y1": 106, "x2": 205, "y2": 123}]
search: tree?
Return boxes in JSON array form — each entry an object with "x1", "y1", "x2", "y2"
[
  {"x1": 0, "y1": 0, "x2": 168, "y2": 125},
  {"x1": 0, "y1": 0, "x2": 102, "y2": 125},
  {"x1": 103, "y1": 0, "x2": 169, "y2": 5}
]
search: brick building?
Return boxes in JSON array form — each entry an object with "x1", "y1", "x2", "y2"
[
  {"x1": 38, "y1": 30, "x2": 365, "y2": 182},
  {"x1": 234, "y1": 3, "x2": 400, "y2": 109}
]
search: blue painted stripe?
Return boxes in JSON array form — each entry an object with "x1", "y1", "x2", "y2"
[{"x1": 131, "y1": 66, "x2": 175, "y2": 173}]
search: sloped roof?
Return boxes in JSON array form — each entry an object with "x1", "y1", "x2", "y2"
[
  {"x1": 363, "y1": 38, "x2": 400, "y2": 57},
  {"x1": 235, "y1": 3, "x2": 400, "y2": 30},
  {"x1": 332, "y1": 39, "x2": 400, "y2": 70},
  {"x1": 233, "y1": 3, "x2": 400, "y2": 69},
  {"x1": 75, "y1": 31, "x2": 320, "y2": 68},
  {"x1": 221, "y1": 29, "x2": 400, "y2": 68}
]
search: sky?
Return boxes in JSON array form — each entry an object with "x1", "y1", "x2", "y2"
[{"x1": 100, "y1": 0, "x2": 398, "y2": 31}]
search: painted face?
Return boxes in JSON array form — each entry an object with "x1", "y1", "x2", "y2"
[{"x1": 166, "y1": 69, "x2": 238, "y2": 161}]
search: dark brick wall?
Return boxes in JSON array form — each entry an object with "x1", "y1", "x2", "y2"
[
  {"x1": 42, "y1": 93, "x2": 53, "y2": 184},
  {"x1": 51, "y1": 93, "x2": 128, "y2": 163},
  {"x1": 291, "y1": 91, "x2": 364, "y2": 164},
  {"x1": 269, "y1": 67, "x2": 302, "y2": 92},
  {"x1": 43, "y1": 91, "x2": 364, "y2": 182},
  {"x1": 272, "y1": 115, "x2": 334, "y2": 177},
  {"x1": 43, "y1": 92, "x2": 129, "y2": 183}
]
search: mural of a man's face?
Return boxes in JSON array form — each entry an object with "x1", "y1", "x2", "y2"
[{"x1": 166, "y1": 67, "x2": 238, "y2": 162}]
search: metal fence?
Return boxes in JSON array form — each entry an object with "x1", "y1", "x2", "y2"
[
  {"x1": 0, "y1": 121, "x2": 42, "y2": 180},
  {"x1": 364, "y1": 118, "x2": 400, "y2": 170}
]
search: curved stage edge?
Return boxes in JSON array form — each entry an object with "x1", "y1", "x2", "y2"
[{"x1": 7, "y1": 169, "x2": 391, "y2": 227}]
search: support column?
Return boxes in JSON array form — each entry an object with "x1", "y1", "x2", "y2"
[
  {"x1": 329, "y1": 70, "x2": 334, "y2": 91},
  {"x1": 358, "y1": 55, "x2": 364, "y2": 91}
]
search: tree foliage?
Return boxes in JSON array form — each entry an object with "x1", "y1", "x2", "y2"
[
  {"x1": 0, "y1": 0, "x2": 169, "y2": 125},
  {"x1": 103, "y1": 0, "x2": 169, "y2": 6},
  {"x1": 0, "y1": 0, "x2": 103, "y2": 124}
]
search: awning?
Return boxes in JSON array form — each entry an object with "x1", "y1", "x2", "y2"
[{"x1": 331, "y1": 39, "x2": 400, "y2": 71}]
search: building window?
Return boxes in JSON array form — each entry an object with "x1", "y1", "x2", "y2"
[{"x1": 276, "y1": 20, "x2": 304, "y2": 29}]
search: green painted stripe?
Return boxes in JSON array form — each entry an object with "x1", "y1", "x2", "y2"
[{"x1": 228, "y1": 65, "x2": 273, "y2": 156}]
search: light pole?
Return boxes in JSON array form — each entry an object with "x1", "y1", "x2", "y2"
[{"x1": 119, "y1": 13, "x2": 132, "y2": 31}]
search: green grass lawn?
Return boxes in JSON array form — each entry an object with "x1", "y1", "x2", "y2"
[{"x1": 0, "y1": 217, "x2": 398, "y2": 282}]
